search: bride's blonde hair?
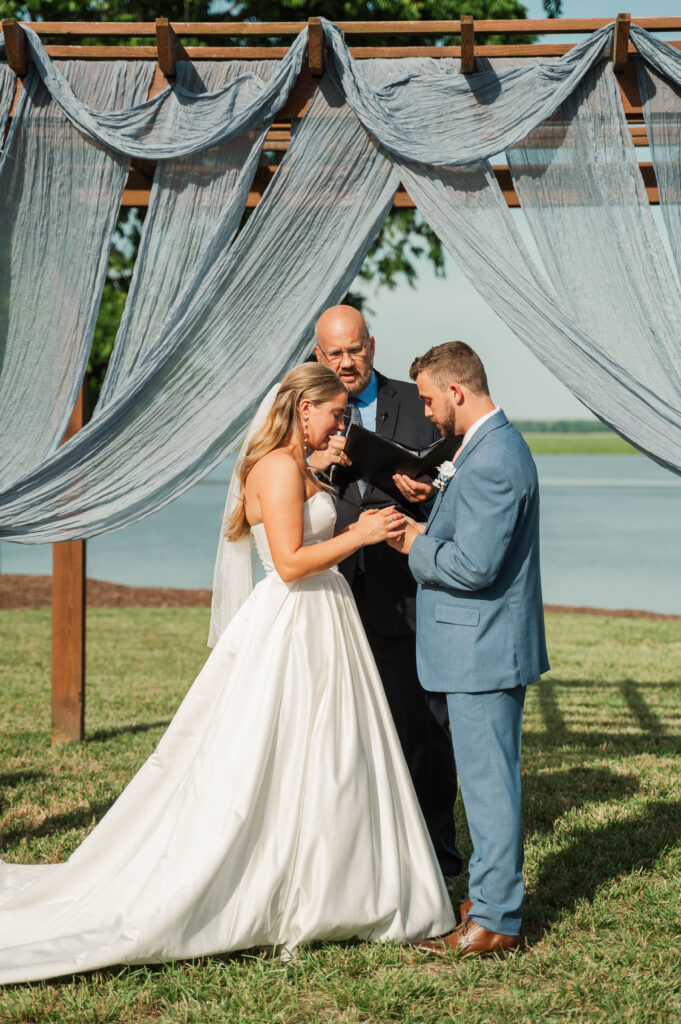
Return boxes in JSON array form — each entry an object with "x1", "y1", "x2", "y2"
[{"x1": 225, "y1": 363, "x2": 346, "y2": 541}]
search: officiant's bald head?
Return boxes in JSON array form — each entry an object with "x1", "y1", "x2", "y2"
[{"x1": 315, "y1": 305, "x2": 375, "y2": 397}]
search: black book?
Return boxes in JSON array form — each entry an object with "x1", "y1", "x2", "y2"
[{"x1": 343, "y1": 424, "x2": 461, "y2": 502}]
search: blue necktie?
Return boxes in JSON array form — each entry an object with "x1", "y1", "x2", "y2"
[{"x1": 348, "y1": 398, "x2": 367, "y2": 497}]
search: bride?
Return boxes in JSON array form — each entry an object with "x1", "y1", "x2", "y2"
[{"x1": 0, "y1": 363, "x2": 454, "y2": 984}]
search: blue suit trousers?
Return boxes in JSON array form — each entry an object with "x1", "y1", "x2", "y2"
[{"x1": 446, "y1": 685, "x2": 525, "y2": 936}]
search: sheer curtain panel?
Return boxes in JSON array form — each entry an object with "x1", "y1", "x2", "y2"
[
  {"x1": 97, "y1": 60, "x2": 276, "y2": 411},
  {"x1": 0, "y1": 78, "x2": 400, "y2": 542},
  {"x1": 0, "y1": 60, "x2": 153, "y2": 490}
]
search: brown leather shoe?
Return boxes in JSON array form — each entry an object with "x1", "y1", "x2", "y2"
[
  {"x1": 459, "y1": 897, "x2": 472, "y2": 924},
  {"x1": 413, "y1": 917, "x2": 519, "y2": 958}
]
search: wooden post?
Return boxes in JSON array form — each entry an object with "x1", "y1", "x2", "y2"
[
  {"x1": 156, "y1": 17, "x2": 187, "y2": 79},
  {"x1": 52, "y1": 382, "x2": 87, "y2": 745},
  {"x1": 612, "y1": 12, "x2": 631, "y2": 72},
  {"x1": 460, "y1": 15, "x2": 475, "y2": 74},
  {"x1": 308, "y1": 17, "x2": 324, "y2": 77},
  {"x1": 1, "y1": 19, "x2": 29, "y2": 76}
]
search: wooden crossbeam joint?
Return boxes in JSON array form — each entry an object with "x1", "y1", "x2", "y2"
[
  {"x1": 460, "y1": 15, "x2": 475, "y2": 73},
  {"x1": 612, "y1": 12, "x2": 631, "y2": 72},
  {"x1": 2, "y1": 19, "x2": 29, "y2": 76},
  {"x1": 156, "y1": 17, "x2": 188, "y2": 79},
  {"x1": 308, "y1": 17, "x2": 324, "y2": 76}
]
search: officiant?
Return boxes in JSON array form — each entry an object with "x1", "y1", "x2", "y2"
[{"x1": 310, "y1": 305, "x2": 461, "y2": 881}]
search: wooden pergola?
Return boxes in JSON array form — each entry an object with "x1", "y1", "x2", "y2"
[{"x1": 2, "y1": 13, "x2": 679, "y2": 743}]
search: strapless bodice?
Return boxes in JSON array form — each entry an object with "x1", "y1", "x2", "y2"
[{"x1": 251, "y1": 490, "x2": 337, "y2": 575}]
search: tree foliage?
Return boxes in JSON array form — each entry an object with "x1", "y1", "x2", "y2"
[
  {"x1": 0, "y1": 2, "x2": 215, "y2": 20},
  {"x1": 0, "y1": 0, "x2": 560, "y2": 406}
]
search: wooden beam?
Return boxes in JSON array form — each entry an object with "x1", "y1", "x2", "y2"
[
  {"x1": 215, "y1": 162, "x2": 660, "y2": 213},
  {"x1": 278, "y1": 65, "x2": 318, "y2": 119},
  {"x1": 16, "y1": 17, "x2": 681, "y2": 37},
  {"x1": 614, "y1": 56, "x2": 641, "y2": 116},
  {"x1": 52, "y1": 381, "x2": 87, "y2": 746},
  {"x1": 460, "y1": 15, "x2": 475, "y2": 74},
  {"x1": 308, "y1": 17, "x2": 324, "y2": 77},
  {"x1": 30, "y1": 38, "x2": 681, "y2": 61},
  {"x1": 613, "y1": 12, "x2": 631, "y2": 72},
  {"x1": 2, "y1": 19, "x2": 29, "y2": 76}
]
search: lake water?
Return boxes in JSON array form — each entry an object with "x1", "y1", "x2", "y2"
[{"x1": 1, "y1": 454, "x2": 680, "y2": 615}]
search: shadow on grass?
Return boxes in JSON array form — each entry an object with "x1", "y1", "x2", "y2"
[
  {"x1": 0, "y1": 769, "x2": 45, "y2": 788},
  {"x1": 524, "y1": 765, "x2": 639, "y2": 835},
  {"x1": 526, "y1": 678, "x2": 681, "y2": 756},
  {"x1": 619, "y1": 679, "x2": 665, "y2": 736},
  {"x1": 526, "y1": 797, "x2": 681, "y2": 938},
  {"x1": 86, "y1": 720, "x2": 170, "y2": 743},
  {"x1": 1, "y1": 800, "x2": 113, "y2": 849}
]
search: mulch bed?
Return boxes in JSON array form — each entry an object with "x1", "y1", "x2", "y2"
[
  {"x1": 1, "y1": 575, "x2": 679, "y2": 620},
  {"x1": 0, "y1": 575, "x2": 211, "y2": 610}
]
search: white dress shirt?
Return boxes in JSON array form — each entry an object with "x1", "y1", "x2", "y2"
[{"x1": 453, "y1": 406, "x2": 502, "y2": 464}]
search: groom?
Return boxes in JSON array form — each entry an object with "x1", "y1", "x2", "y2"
[{"x1": 390, "y1": 341, "x2": 549, "y2": 956}]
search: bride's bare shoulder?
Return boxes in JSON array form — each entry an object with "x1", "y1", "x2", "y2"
[{"x1": 247, "y1": 449, "x2": 304, "y2": 496}]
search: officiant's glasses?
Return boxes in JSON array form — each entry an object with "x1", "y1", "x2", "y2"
[{"x1": 316, "y1": 341, "x2": 370, "y2": 365}]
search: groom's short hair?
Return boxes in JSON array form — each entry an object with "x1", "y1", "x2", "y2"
[{"x1": 410, "y1": 341, "x2": 489, "y2": 396}]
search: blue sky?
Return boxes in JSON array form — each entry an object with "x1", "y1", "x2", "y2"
[{"x1": 355, "y1": 1, "x2": 679, "y2": 419}]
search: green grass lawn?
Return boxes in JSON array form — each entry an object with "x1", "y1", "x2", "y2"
[
  {"x1": 522, "y1": 432, "x2": 637, "y2": 455},
  {"x1": 1, "y1": 608, "x2": 680, "y2": 1023}
]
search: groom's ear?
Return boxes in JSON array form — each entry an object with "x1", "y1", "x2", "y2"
[{"x1": 448, "y1": 382, "x2": 465, "y2": 405}]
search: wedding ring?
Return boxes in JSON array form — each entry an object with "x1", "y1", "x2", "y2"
[
  {"x1": 388, "y1": 514, "x2": 395, "y2": 522},
  {"x1": 332, "y1": 447, "x2": 340, "y2": 455}
]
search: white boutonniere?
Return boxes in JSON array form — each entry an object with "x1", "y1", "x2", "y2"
[{"x1": 433, "y1": 460, "x2": 456, "y2": 493}]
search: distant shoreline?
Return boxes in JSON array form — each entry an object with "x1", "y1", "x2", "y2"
[
  {"x1": 1, "y1": 575, "x2": 678, "y2": 620},
  {"x1": 522, "y1": 432, "x2": 636, "y2": 455}
]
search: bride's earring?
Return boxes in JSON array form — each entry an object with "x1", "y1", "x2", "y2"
[{"x1": 302, "y1": 412, "x2": 310, "y2": 449}]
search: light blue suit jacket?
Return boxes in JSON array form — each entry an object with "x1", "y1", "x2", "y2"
[{"x1": 408, "y1": 411, "x2": 549, "y2": 694}]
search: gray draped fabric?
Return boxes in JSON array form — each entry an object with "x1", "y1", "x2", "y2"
[
  {"x1": 12, "y1": 20, "x2": 614, "y2": 167},
  {"x1": 631, "y1": 24, "x2": 681, "y2": 83},
  {"x1": 0, "y1": 46, "x2": 14, "y2": 138},
  {"x1": 0, "y1": 60, "x2": 153, "y2": 490},
  {"x1": 323, "y1": 19, "x2": 613, "y2": 166},
  {"x1": 18, "y1": 25, "x2": 307, "y2": 159},
  {"x1": 0, "y1": 78, "x2": 399, "y2": 541},
  {"x1": 636, "y1": 58, "x2": 681, "y2": 282},
  {"x1": 97, "y1": 60, "x2": 275, "y2": 412},
  {"x1": 505, "y1": 59, "x2": 681, "y2": 398},
  {"x1": 2, "y1": 20, "x2": 681, "y2": 543},
  {"x1": 397, "y1": 59, "x2": 681, "y2": 474}
]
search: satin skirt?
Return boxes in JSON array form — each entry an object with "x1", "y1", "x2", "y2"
[{"x1": 0, "y1": 569, "x2": 454, "y2": 984}]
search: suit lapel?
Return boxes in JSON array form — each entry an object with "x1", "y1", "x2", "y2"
[
  {"x1": 424, "y1": 412, "x2": 508, "y2": 534},
  {"x1": 448, "y1": 410, "x2": 508, "y2": 475},
  {"x1": 374, "y1": 372, "x2": 399, "y2": 441},
  {"x1": 425, "y1": 487, "x2": 445, "y2": 532}
]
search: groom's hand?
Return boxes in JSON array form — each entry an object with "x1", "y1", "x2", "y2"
[
  {"x1": 392, "y1": 473, "x2": 436, "y2": 503},
  {"x1": 387, "y1": 518, "x2": 424, "y2": 555}
]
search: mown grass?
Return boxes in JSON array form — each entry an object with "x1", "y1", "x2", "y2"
[
  {"x1": 522, "y1": 432, "x2": 637, "y2": 455},
  {"x1": 1, "y1": 607, "x2": 680, "y2": 1023}
]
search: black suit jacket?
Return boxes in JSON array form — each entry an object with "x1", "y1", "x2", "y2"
[{"x1": 333, "y1": 370, "x2": 440, "y2": 636}]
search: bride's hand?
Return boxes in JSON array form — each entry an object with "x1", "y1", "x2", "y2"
[{"x1": 356, "y1": 507, "x2": 406, "y2": 546}]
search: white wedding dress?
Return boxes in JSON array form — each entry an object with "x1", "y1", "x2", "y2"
[{"x1": 0, "y1": 492, "x2": 454, "y2": 984}]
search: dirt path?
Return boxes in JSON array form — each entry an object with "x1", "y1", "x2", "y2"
[{"x1": 1, "y1": 575, "x2": 679, "y2": 620}]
